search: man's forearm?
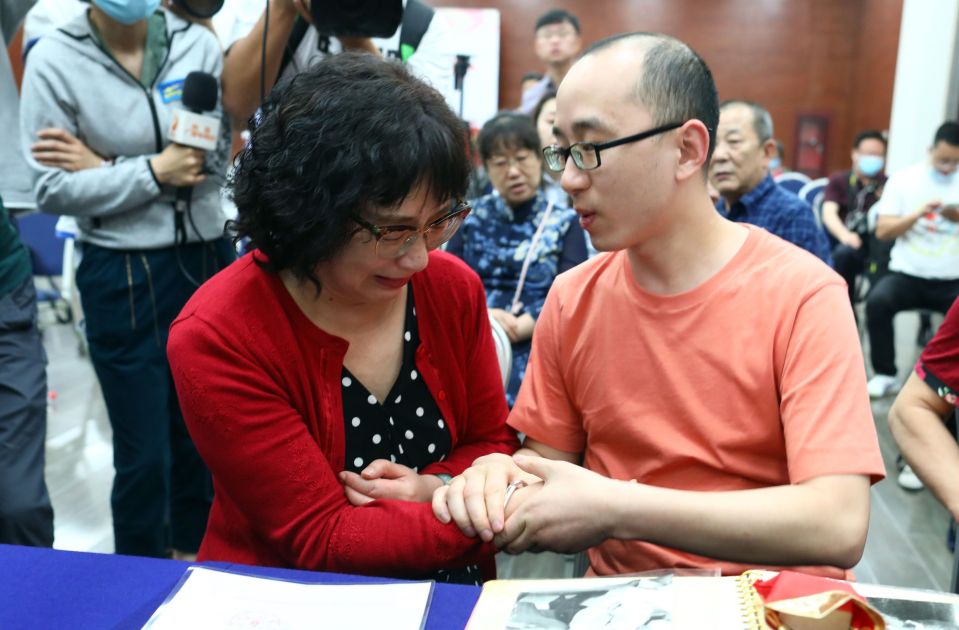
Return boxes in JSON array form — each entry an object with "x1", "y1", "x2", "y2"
[
  {"x1": 876, "y1": 210, "x2": 922, "y2": 240},
  {"x1": 605, "y1": 474, "x2": 870, "y2": 568},
  {"x1": 821, "y1": 202, "x2": 851, "y2": 241},
  {"x1": 221, "y1": 0, "x2": 299, "y2": 123}
]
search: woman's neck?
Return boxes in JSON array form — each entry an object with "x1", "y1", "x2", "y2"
[
  {"x1": 89, "y1": 6, "x2": 148, "y2": 54},
  {"x1": 281, "y1": 271, "x2": 404, "y2": 337}
]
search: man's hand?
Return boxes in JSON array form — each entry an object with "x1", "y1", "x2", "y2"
[
  {"x1": 339, "y1": 460, "x2": 441, "y2": 505},
  {"x1": 489, "y1": 308, "x2": 520, "y2": 342},
  {"x1": 31, "y1": 128, "x2": 104, "y2": 172},
  {"x1": 149, "y1": 144, "x2": 206, "y2": 187},
  {"x1": 495, "y1": 454, "x2": 616, "y2": 555},
  {"x1": 513, "y1": 313, "x2": 536, "y2": 343},
  {"x1": 838, "y1": 231, "x2": 862, "y2": 250},
  {"x1": 432, "y1": 452, "x2": 540, "y2": 541}
]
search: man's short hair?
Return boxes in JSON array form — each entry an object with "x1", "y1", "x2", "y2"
[
  {"x1": 535, "y1": 9, "x2": 580, "y2": 34},
  {"x1": 583, "y1": 33, "x2": 719, "y2": 165},
  {"x1": 720, "y1": 100, "x2": 774, "y2": 144},
  {"x1": 934, "y1": 121, "x2": 959, "y2": 146},
  {"x1": 852, "y1": 130, "x2": 886, "y2": 149}
]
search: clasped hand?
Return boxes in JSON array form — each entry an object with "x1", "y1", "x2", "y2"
[
  {"x1": 431, "y1": 453, "x2": 617, "y2": 554},
  {"x1": 339, "y1": 460, "x2": 441, "y2": 505}
]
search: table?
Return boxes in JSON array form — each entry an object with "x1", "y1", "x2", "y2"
[{"x1": 0, "y1": 544, "x2": 481, "y2": 629}]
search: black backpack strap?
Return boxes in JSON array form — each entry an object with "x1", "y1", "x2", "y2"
[{"x1": 399, "y1": 0, "x2": 435, "y2": 61}]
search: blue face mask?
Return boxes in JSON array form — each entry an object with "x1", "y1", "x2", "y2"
[
  {"x1": 92, "y1": 0, "x2": 161, "y2": 25},
  {"x1": 768, "y1": 157, "x2": 782, "y2": 171},
  {"x1": 857, "y1": 155, "x2": 884, "y2": 177}
]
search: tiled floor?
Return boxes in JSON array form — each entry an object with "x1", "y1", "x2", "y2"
[{"x1": 37, "y1": 306, "x2": 954, "y2": 590}]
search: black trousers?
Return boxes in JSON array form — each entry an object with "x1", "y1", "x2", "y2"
[
  {"x1": 76, "y1": 240, "x2": 234, "y2": 557},
  {"x1": 832, "y1": 243, "x2": 867, "y2": 305},
  {"x1": 0, "y1": 277, "x2": 54, "y2": 547},
  {"x1": 865, "y1": 272, "x2": 959, "y2": 376}
]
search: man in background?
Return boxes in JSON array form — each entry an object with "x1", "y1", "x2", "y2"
[
  {"x1": 518, "y1": 9, "x2": 581, "y2": 115},
  {"x1": 711, "y1": 100, "x2": 832, "y2": 263},
  {"x1": 866, "y1": 121, "x2": 959, "y2": 399},
  {"x1": 0, "y1": 0, "x2": 54, "y2": 548},
  {"x1": 821, "y1": 130, "x2": 889, "y2": 308}
]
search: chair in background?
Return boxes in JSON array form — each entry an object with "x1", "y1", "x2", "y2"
[
  {"x1": 12, "y1": 211, "x2": 73, "y2": 325},
  {"x1": 774, "y1": 171, "x2": 812, "y2": 196},
  {"x1": 798, "y1": 177, "x2": 829, "y2": 230},
  {"x1": 488, "y1": 314, "x2": 512, "y2": 390}
]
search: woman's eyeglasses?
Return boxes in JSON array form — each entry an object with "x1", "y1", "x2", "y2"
[{"x1": 351, "y1": 200, "x2": 472, "y2": 259}]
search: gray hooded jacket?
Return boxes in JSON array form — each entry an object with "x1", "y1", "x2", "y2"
[{"x1": 19, "y1": 9, "x2": 230, "y2": 250}]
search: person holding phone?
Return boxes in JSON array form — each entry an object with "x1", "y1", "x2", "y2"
[{"x1": 865, "y1": 121, "x2": 959, "y2": 399}]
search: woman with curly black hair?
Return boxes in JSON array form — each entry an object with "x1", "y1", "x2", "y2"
[{"x1": 167, "y1": 53, "x2": 518, "y2": 583}]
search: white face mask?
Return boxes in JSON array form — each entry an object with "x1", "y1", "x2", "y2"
[
  {"x1": 92, "y1": 0, "x2": 161, "y2": 25},
  {"x1": 931, "y1": 167, "x2": 957, "y2": 185}
]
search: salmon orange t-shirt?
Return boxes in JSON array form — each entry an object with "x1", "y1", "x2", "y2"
[{"x1": 509, "y1": 226, "x2": 886, "y2": 578}]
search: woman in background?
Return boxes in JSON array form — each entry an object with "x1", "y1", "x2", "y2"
[{"x1": 447, "y1": 112, "x2": 588, "y2": 406}]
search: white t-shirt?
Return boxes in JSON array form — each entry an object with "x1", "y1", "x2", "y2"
[{"x1": 875, "y1": 162, "x2": 959, "y2": 279}]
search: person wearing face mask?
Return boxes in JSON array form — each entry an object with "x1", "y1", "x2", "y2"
[
  {"x1": 446, "y1": 112, "x2": 588, "y2": 407},
  {"x1": 865, "y1": 121, "x2": 959, "y2": 399},
  {"x1": 19, "y1": 0, "x2": 234, "y2": 558},
  {"x1": 821, "y1": 130, "x2": 889, "y2": 308}
]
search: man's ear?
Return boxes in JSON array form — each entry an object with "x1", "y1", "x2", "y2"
[
  {"x1": 676, "y1": 120, "x2": 710, "y2": 182},
  {"x1": 761, "y1": 138, "x2": 778, "y2": 162}
]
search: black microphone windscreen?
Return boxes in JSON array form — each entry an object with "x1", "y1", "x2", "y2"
[
  {"x1": 311, "y1": 0, "x2": 403, "y2": 38},
  {"x1": 182, "y1": 71, "x2": 218, "y2": 113},
  {"x1": 172, "y1": 0, "x2": 224, "y2": 18}
]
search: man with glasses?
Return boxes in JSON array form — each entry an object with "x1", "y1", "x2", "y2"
[
  {"x1": 434, "y1": 32, "x2": 884, "y2": 578},
  {"x1": 518, "y1": 9, "x2": 582, "y2": 115},
  {"x1": 865, "y1": 121, "x2": 959, "y2": 400},
  {"x1": 711, "y1": 100, "x2": 832, "y2": 263}
]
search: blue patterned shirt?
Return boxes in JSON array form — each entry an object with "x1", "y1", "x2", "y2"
[
  {"x1": 447, "y1": 189, "x2": 587, "y2": 405},
  {"x1": 718, "y1": 174, "x2": 832, "y2": 264}
]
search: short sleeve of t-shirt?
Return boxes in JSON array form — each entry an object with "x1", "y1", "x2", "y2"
[
  {"x1": 874, "y1": 171, "x2": 907, "y2": 218},
  {"x1": 777, "y1": 279, "x2": 886, "y2": 484},
  {"x1": 509, "y1": 286, "x2": 586, "y2": 454},
  {"x1": 916, "y1": 299, "x2": 959, "y2": 406},
  {"x1": 823, "y1": 171, "x2": 847, "y2": 206}
]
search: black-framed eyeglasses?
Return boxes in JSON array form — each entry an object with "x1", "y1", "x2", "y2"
[
  {"x1": 542, "y1": 121, "x2": 686, "y2": 171},
  {"x1": 350, "y1": 200, "x2": 472, "y2": 259}
]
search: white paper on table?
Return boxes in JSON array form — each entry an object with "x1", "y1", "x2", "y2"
[{"x1": 142, "y1": 566, "x2": 434, "y2": 630}]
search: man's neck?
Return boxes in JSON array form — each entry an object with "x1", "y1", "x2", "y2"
[
  {"x1": 545, "y1": 60, "x2": 572, "y2": 86},
  {"x1": 625, "y1": 193, "x2": 748, "y2": 296}
]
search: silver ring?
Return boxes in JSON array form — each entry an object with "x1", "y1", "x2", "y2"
[{"x1": 503, "y1": 479, "x2": 528, "y2": 510}]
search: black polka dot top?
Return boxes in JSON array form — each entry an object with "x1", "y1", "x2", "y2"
[
  {"x1": 340, "y1": 286, "x2": 481, "y2": 585},
  {"x1": 341, "y1": 286, "x2": 451, "y2": 474}
]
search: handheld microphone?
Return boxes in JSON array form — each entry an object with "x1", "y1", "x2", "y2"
[
  {"x1": 168, "y1": 72, "x2": 219, "y2": 219},
  {"x1": 169, "y1": 71, "x2": 220, "y2": 152}
]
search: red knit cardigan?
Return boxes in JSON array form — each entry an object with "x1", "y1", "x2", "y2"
[{"x1": 167, "y1": 250, "x2": 518, "y2": 578}]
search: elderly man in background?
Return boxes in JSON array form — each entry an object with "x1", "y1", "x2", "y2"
[{"x1": 711, "y1": 100, "x2": 832, "y2": 263}]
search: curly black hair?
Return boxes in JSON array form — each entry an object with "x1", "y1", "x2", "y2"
[{"x1": 229, "y1": 52, "x2": 471, "y2": 288}]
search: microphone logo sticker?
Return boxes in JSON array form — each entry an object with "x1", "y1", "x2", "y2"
[{"x1": 158, "y1": 79, "x2": 185, "y2": 104}]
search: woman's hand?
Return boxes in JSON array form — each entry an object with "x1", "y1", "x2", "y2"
[
  {"x1": 489, "y1": 308, "x2": 520, "y2": 342},
  {"x1": 31, "y1": 128, "x2": 104, "y2": 172},
  {"x1": 149, "y1": 143, "x2": 206, "y2": 187},
  {"x1": 339, "y1": 460, "x2": 443, "y2": 505},
  {"x1": 513, "y1": 313, "x2": 536, "y2": 343}
]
